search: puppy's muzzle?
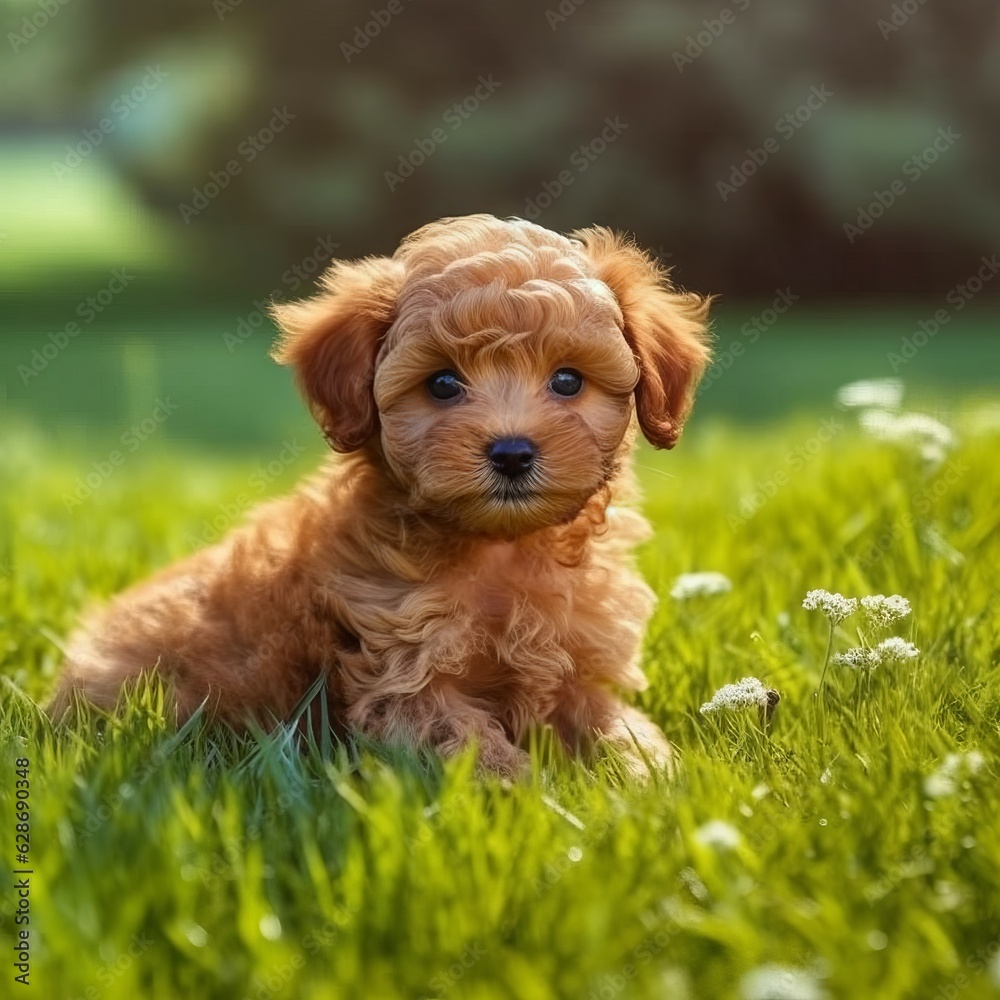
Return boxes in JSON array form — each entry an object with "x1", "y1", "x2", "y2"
[{"x1": 486, "y1": 437, "x2": 538, "y2": 479}]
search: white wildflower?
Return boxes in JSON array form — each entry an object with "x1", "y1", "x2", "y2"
[
  {"x1": 741, "y1": 964, "x2": 826, "y2": 1000},
  {"x1": 924, "y1": 751, "x2": 985, "y2": 799},
  {"x1": 671, "y1": 571, "x2": 732, "y2": 600},
  {"x1": 860, "y1": 409, "x2": 954, "y2": 450},
  {"x1": 836, "y1": 378, "x2": 903, "y2": 411},
  {"x1": 832, "y1": 647, "x2": 882, "y2": 670},
  {"x1": 860, "y1": 594, "x2": 912, "y2": 628},
  {"x1": 892, "y1": 412, "x2": 954, "y2": 448},
  {"x1": 858, "y1": 408, "x2": 898, "y2": 439},
  {"x1": 695, "y1": 819, "x2": 741, "y2": 850},
  {"x1": 835, "y1": 637, "x2": 917, "y2": 670},
  {"x1": 802, "y1": 589, "x2": 858, "y2": 625},
  {"x1": 920, "y1": 441, "x2": 947, "y2": 469},
  {"x1": 700, "y1": 677, "x2": 771, "y2": 714},
  {"x1": 875, "y1": 637, "x2": 920, "y2": 660}
]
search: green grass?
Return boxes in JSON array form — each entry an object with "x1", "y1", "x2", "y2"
[{"x1": 2, "y1": 401, "x2": 1000, "y2": 1000}]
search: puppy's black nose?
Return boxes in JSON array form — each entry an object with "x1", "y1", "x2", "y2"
[{"x1": 487, "y1": 437, "x2": 537, "y2": 478}]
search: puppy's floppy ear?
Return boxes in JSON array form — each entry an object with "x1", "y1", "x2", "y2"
[
  {"x1": 572, "y1": 227, "x2": 713, "y2": 449},
  {"x1": 270, "y1": 256, "x2": 403, "y2": 452}
]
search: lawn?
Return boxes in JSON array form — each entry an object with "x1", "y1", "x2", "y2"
[{"x1": 1, "y1": 385, "x2": 999, "y2": 999}]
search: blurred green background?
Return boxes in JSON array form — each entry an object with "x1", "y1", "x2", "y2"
[{"x1": 2, "y1": 0, "x2": 999, "y2": 451}]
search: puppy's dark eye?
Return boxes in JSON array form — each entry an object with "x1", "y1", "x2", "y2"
[
  {"x1": 426, "y1": 369, "x2": 465, "y2": 401},
  {"x1": 549, "y1": 368, "x2": 583, "y2": 397}
]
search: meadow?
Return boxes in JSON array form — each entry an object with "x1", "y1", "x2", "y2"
[{"x1": 1, "y1": 323, "x2": 999, "y2": 1000}]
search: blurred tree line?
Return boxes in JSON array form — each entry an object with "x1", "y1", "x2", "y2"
[{"x1": 2, "y1": 0, "x2": 999, "y2": 298}]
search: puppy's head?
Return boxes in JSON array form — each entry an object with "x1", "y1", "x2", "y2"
[{"x1": 271, "y1": 215, "x2": 711, "y2": 537}]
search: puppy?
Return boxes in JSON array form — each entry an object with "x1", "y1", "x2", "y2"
[{"x1": 52, "y1": 215, "x2": 712, "y2": 778}]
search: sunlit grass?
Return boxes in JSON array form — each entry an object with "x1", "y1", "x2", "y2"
[{"x1": 1, "y1": 405, "x2": 999, "y2": 999}]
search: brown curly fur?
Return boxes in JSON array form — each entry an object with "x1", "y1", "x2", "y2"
[{"x1": 51, "y1": 215, "x2": 712, "y2": 778}]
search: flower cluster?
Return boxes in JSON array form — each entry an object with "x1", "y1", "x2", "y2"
[
  {"x1": 700, "y1": 677, "x2": 774, "y2": 714},
  {"x1": 836, "y1": 378, "x2": 904, "y2": 411},
  {"x1": 835, "y1": 378, "x2": 957, "y2": 468},
  {"x1": 860, "y1": 594, "x2": 912, "y2": 628},
  {"x1": 858, "y1": 408, "x2": 954, "y2": 467},
  {"x1": 832, "y1": 647, "x2": 882, "y2": 670},
  {"x1": 860, "y1": 410, "x2": 954, "y2": 448},
  {"x1": 874, "y1": 636, "x2": 920, "y2": 660},
  {"x1": 833, "y1": 638, "x2": 919, "y2": 670},
  {"x1": 671, "y1": 571, "x2": 732, "y2": 600},
  {"x1": 803, "y1": 589, "x2": 919, "y2": 683},
  {"x1": 802, "y1": 590, "x2": 857, "y2": 625}
]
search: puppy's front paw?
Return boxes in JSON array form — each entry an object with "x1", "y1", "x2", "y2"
[
  {"x1": 475, "y1": 734, "x2": 531, "y2": 781},
  {"x1": 595, "y1": 711, "x2": 675, "y2": 782},
  {"x1": 434, "y1": 720, "x2": 530, "y2": 781}
]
